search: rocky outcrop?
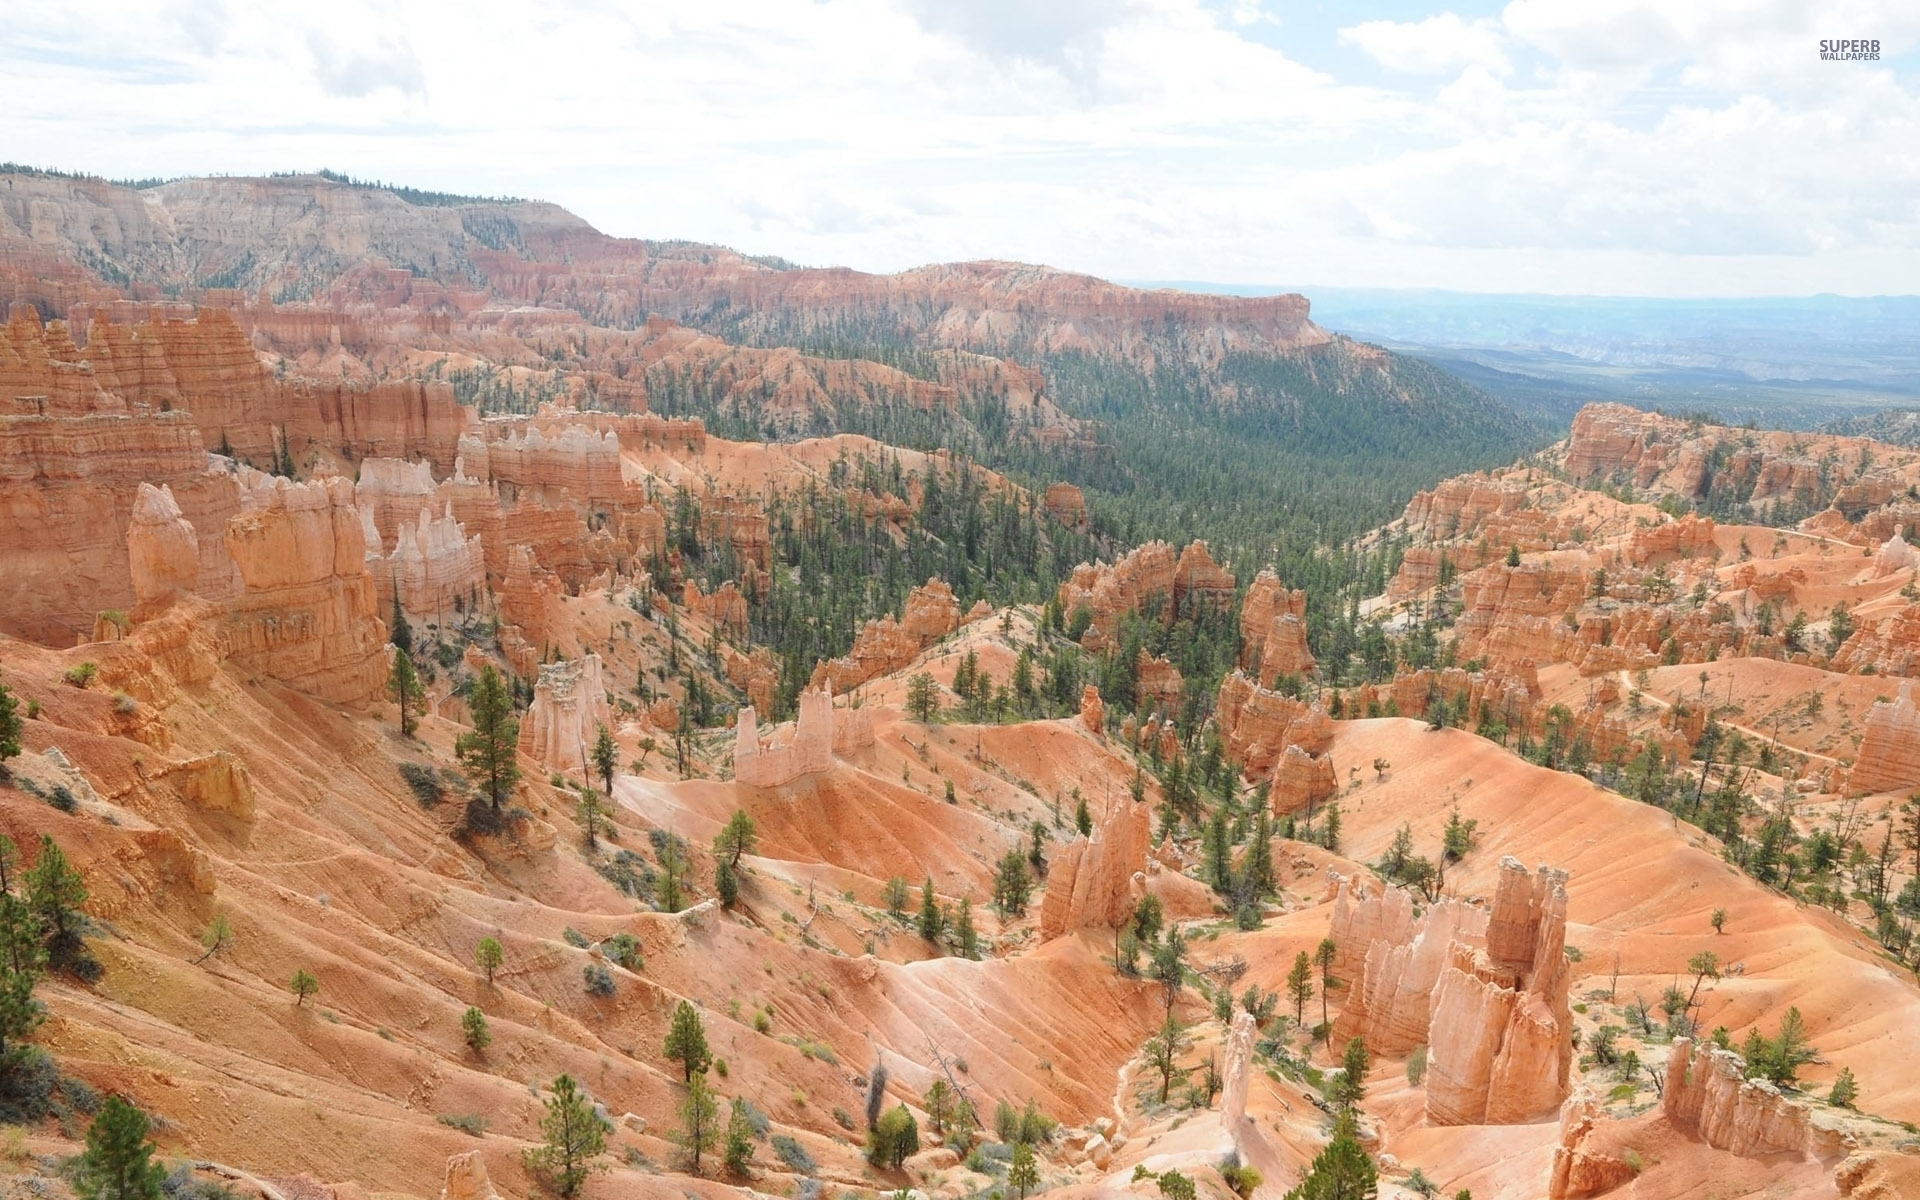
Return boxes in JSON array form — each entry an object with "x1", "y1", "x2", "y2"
[
  {"x1": 1056, "y1": 541, "x2": 1236, "y2": 652},
  {"x1": 1426, "y1": 859, "x2": 1573, "y2": 1125},
  {"x1": 482, "y1": 423, "x2": 623, "y2": 503},
  {"x1": 1547, "y1": 1097, "x2": 1639, "y2": 1199},
  {"x1": 519, "y1": 655, "x2": 612, "y2": 776},
  {"x1": 1333, "y1": 858, "x2": 1573, "y2": 1127},
  {"x1": 1662, "y1": 1038, "x2": 1840, "y2": 1160},
  {"x1": 1849, "y1": 682, "x2": 1920, "y2": 794},
  {"x1": 1221, "y1": 1009, "x2": 1257, "y2": 1146},
  {"x1": 1873, "y1": 533, "x2": 1915, "y2": 578},
  {"x1": 1043, "y1": 482, "x2": 1089, "y2": 532},
  {"x1": 1135, "y1": 652, "x2": 1184, "y2": 708},
  {"x1": 1037, "y1": 791, "x2": 1149, "y2": 941},
  {"x1": 440, "y1": 1151, "x2": 502, "y2": 1200},
  {"x1": 809, "y1": 578, "x2": 963, "y2": 694},
  {"x1": 366, "y1": 503, "x2": 486, "y2": 620},
  {"x1": 1079, "y1": 685, "x2": 1105, "y2": 736},
  {"x1": 1215, "y1": 672, "x2": 1333, "y2": 778},
  {"x1": 156, "y1": 750, "x2": 256, "y2": 821},
  {"x1": 220, "y1": 474, "x2": 389, "y2": 704},
  {"x1": 1833, "y1": 606, "x2": 1920, "y2": 678},
  {"x1": 1239, "y1": 569, "x2": 1314, "y2": 684},
  {"x1": 735, "y1": 685, "x2": 874, "y2": 788},
  {"x1": 1270, "y1": 745, "x2": 1337, "y2": 815},
  {"x1": 128, "y1": 483, "x2": 201, "y2": 613}
]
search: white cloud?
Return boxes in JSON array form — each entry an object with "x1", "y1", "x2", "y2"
[
  {"x1": 0, "y1": 0, "x2": 1916, "y2": 295},
  {"x1": 1338, "y1": 13, "x2": 1510, "y2": 76}
]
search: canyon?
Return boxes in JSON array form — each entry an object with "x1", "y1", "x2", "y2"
[{"x1": 0, "y1": 167, "x2": 1915, "y2": 1200}]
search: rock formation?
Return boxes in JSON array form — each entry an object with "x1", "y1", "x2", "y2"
[
  {"x1": 1238, "y1": 569, "x2": 1314, "y2": 684},
  {"x1": 519, "y1": 655, "x2": 612, "y2": 776},
  {"x1": 1079, "y1": 685, "x2": 1105, "y2": 736},
  {"x1": 1661, "y1": 1038, "x2": 1841, "y2": 1160},
  {"x1": 1043, "y1": 482, "x2": 1089, "y2": 531},
  {"x1": 127, "y1": 483, "x2": 201, "y2": 613},
  {"x1": 1849, "y1": 682, "x2": 1920, "y2": 794},
  {"x1": 1426, "y1": 859, "x2": 1573, "y2": 1125},
  {"x1": 366, "y1": 502, "x2": 487, "y2": 620},
  {"x1": 809, "y1": 578, "x2": 964, "y2": 693},
  {"x1": 1056, "y1": 540, "x2": 1235, "y2": 652},
  {"x1": 1215, "y1": 672, "x2": 1333, "y2": 777},
  {"x1": 1037, "y1": 791, "x2": 1150, "y2": 941},
  {"x1": 440, "y1": 1151, "x2": 502, "y2": 1200},
  {"x1": 1270, "y1": 745, "x2": 1337, "y2": 815},
  {"x1": 220, "y1": 474, "x2": 389, "y2": 704},
  {"x1": 1220, "y1": 1009, "x2": 1257, "y2": 1145},
  {"x1": 734, "y1": 685, "x2": 872, "y2": 788},
  {"x1": 1547, "y1": 1097, "x2": 1639, "y2": 1199},
  {"x1": 1332, "y1": 858, "x2": 1573, "y2": 1126}
]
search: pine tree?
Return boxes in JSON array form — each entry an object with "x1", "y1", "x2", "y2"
[
  {"x1": 474, "y1": 937, "x2": 504, "y2": 983},
  {"x1": 1074, "y1": 791, "x2": 1093, "y2": 837},
  {"x1": 677, "y1": 1073, "x2": 719, "y2": 1172},
  {"x1": 906, "y1": 672, "x2": 940, "y2": 722},
  {"x1": 952, "y1": 897, "x2": 979, "y2": 959},
  {"x1": 289, "y1": 969, "x2": 319, "y2": 1006},
  {"x1": 457, "y1": 666, "x2": 520, "y2": 810},
  {"x1": 72, "y1": 1095, "x2": 165, "y2": 1200},
  {"x1": 656, "y1": 836, "x2": 689, "y2": 912},
  {"x1": 865, "y1": 1104, "x2": 919, "y2": 1169},
  {"x1": 1337, "y1": 1036, "x2": 1370, "y2": 1107},
  {"x1": 1008, "y1": 1139, "x2": 1040, "y2": 1199},
  {"x1": 387, "y1": 648, "x2": 423, "y2": 737},
  {"x1": 723, "y1": 1097, "x2": 756, "y2": 1175},
  {"x1": 1204, "y1": 809, "x2": 1233, "y2": 894},
  {"x1": 389, "y1": 588, "x2": 412, "y2": 654},
  {"x1": 713, "y1": 810, "x2": 758, "y2": 869},
  {"x1": 715, "y1": 860, "x2": 740, "y2": 909},
  {"x1": 1151, "y1": 927, "x2": 1187, "y2": 1012},
  {"x1": 1316, "y1": 938, "x2": 1338, "y2": 1035},
  {"x1": 1829, "y1": 1066, "x2": 1859, "y2": 1108},
  {"x1": 993, "y1": 851, "x2": 1033, "y2": 917},
  {"x1": 462, "y1": 1006, "x2": 491, "y2": 1053},
  {"x1": 1282, "y1": 1107, "x2": 1377, "y2": 1200},
  {"x1": 25, "y1": 836, "x2": 87, "y2": 969},
  {"x1": 525, "y1": 1074, "x2": 609, "y2": 1195},
  {"x1": 917, "y1": 878, "x2": 944, "y2": 943},
  {"x1": 0, "y1": 892, "x2": 45, "y2": 1063},
  {"x1": 0, "y1": 674, "x2": 21, "y2": 777},
  {"x1": 664, "y1": 999, "x2": 711, "y2": 1080},
  {"x1": 592, "y1": 723, "x2": 617, "y2": 797},
  {"x1": 575, "y1": 791, "x2": 607, "y2": 849},
  {"x1": 1287, "y1": 951, "x2": 1314, "y2": 1025}
]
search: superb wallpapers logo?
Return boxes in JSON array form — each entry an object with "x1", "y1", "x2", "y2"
[{"x1": 1819, "y1": 39, "x2": 1881, "y2": 61}]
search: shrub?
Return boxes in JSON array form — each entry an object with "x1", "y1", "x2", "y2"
[
  {"x1": 583, "y1": 964, "x2": 615, "y2": 996},
  {"x1": 46, "y1": 785, "x2": 78, "y2": 814},
  {"x1": 865, "y1": 1104, "x2": 919, "y2": 1169},
  {"x1": 561, "y1": 927, "x2": 590, "y2": 949},
  {"x1": 771, "y1": 1134, "x2": 816, "y2": 1174},
  {"x1": 831, "y1": 1106, "x2": 854, "y2": 1130},
  {"x1": 604, "y1": 932, "x2": 642, "y2": 971},
  {"x1": 398, "y1": 762, "x2": 443, "y2": 807},
  {"x1": 1406, "y1": 1045, "x2": 1429, "y2": 1086},
  {"x1": 64, "y1": 662, "x2": 97, "y2": 688},
  {"x1": 160, "y1": 1164, "x2": 245, "y2": 1200},
  {"x1": 438, "y1": 1112, "x2": 488, "y2": 1136},
  {"x1": 111, "y1": 691, "x2": 137, "y2": 715}
]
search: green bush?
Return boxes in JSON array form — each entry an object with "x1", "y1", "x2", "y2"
[{"x1": 437, "y1": 1112, "x2": 488, "y2": 1136}]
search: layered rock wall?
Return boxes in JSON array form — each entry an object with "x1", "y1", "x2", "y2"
[
  {"x1": 734, "y1": 686, "x2": 871, "y2": 788},
  {"x1": 1661, "y1": 1039, "x2": 1835, "y2": 1160},
  {"x1": 1849, "y1": 682, "x2": 1920, "y2": 795}
]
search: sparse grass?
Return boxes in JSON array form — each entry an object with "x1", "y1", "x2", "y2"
[
  {"x1": 437, "y1": 1112, "x2": 487, "y2": 1136},
  {"x1": 398, "y1": 762, "x2": 442, "y2": 807}
]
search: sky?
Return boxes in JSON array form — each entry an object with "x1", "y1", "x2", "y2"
[{"x1": 5, "y1": 0, "x2": 1919, "y2": 297}]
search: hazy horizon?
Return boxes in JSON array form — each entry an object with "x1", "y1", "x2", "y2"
[{"x1": 8, "y1": 1, "x2": 1919, "y2": 299}]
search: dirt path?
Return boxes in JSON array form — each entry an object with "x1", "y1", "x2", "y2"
[{"x1": 1614, "y1": 669, "x2": 1841, "y2": 767}]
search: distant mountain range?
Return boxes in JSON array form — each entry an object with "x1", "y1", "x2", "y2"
[{"x1": 1132, "y1": 282, "x2": 1920, "y2": 430}]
